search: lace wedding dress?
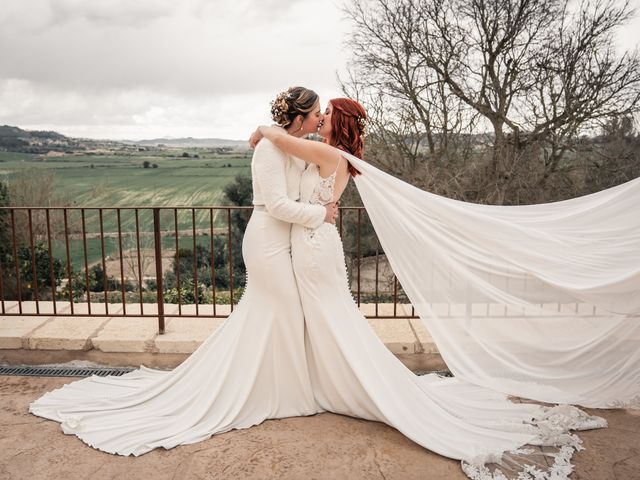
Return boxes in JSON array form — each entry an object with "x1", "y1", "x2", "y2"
[
  {"x1": 28, "y1": 138, "x2": 327, "y2": 455},
  {"x1": 291, "y1": 157, "x2": 610, "y2": 479}
]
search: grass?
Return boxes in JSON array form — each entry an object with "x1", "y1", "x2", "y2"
[
  {"x1": 1, "y1": 149, "x2": 253, "y2": 267},
  {"x1": 47, "y1": 233, "x2": 223, "y2": 273},
  {"x1": 0, "y1": 150, "x2": 251, "y2": 208}
]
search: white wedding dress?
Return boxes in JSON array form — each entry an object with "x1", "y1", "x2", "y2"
[
  {"x1": 28, "y1": 138, "x2": 328, "y2": 455},
  {"x1": 291, "y1": 157, "x2": 609, "y2": 479}
]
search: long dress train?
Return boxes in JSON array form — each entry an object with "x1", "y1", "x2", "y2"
[
  {"x1": 345, "y1": 151, "x2": 640, "y2": 409},
  {"x1": 28, "y1": 138, "x2": 327, "y2": 455},
  {"x1": 291, "y1": 158, "x2": 608, "y2": 479}
]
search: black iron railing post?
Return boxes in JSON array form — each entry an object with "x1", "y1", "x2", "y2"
[{"x1": 153, "y1": 208, "x2": 165, "y2": 334}]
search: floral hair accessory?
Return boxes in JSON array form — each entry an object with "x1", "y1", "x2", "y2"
[
  {"x1": 270, "y1": 89, "x2": 295, "y2": 125},
  {"x1": 357, "y1": 116, "x2": 369, "y2": 137}
]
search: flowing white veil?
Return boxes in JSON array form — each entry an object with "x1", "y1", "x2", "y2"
[{"x1": 345, "y1": 152, "x2": 640, "y2": 409}]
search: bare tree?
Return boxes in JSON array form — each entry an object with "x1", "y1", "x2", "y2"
[
  {"x1": 341, "y1": 0, "x2": 480, "y2": 195},
  {"x1": 344, "y1": 0, "x2": 640, "y2": 203},
  {"x1": 121, "y1": 233, "x2": 155, "y2": 292},
  {"x1": 524, "y1": 1, "x2": 640, "y2": 185},
  {"x1": 4, "y1": 169, "x2": 82, "y2": 249},
  {"x1": 585, "y1": 115, "x2": 640, "y2": 191}
]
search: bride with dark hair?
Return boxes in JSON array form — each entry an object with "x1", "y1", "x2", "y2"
[{"x1": 28, "y1": 86, "x2": 338, "y2": 456}]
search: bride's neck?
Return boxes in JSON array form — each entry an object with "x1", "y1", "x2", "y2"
[{"x1": 285, "y1": 125, "x2": 305, "y2": 138}]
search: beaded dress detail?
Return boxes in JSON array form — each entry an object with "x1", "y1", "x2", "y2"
[
  {"x1": 309, "y1": 167, "x2": 338, "y2": 206},
  {"x1": 301, "y1": 157, "x2": 341, "y2": 239}
]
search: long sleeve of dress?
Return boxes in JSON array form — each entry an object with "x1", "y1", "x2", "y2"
[{"x1": 252, "y1": 139, "x2": 326, "y2": 229}]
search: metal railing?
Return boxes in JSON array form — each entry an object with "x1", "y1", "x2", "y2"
[{"x1": 0, "y1": 206, "x2": 417, "y2": 333}]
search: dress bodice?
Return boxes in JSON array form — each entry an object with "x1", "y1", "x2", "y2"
[{"x1": 300, "y1": 163, "x2": 338, "y2": 206}]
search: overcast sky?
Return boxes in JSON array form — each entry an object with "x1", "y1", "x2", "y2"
[{"x1": 1, "y1": 0, "x2": 639, "y2": 141}]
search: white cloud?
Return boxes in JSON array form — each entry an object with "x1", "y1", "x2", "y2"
[
  {"x1": 0, "y1": 0, "x2": 351, "y2": 139},
  {"x1": 2, "y1": 0, "x2": 637, "y2": 140}
]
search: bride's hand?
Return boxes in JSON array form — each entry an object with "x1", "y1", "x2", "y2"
[
  {"x1": 248, "y1": 128, "x2": 264, "y2": 149},
  {"x1": 323, "y1": 202, "x2": 339, "y2": 224}
]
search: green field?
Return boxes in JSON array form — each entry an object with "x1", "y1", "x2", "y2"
[
  {"x1": 0, "y1": 149, "x2": 251, "y2": 207},
  {"x1": 0, "y1": 149, "x2": 253, "y2": 269}
]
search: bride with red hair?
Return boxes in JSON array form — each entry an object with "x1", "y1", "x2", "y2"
[
  {"x1": 26, "y1": 87, "x2": 639, "y2": 479},
  {"x1": 249, "y1": 96, "x2": 640, "y2": 479}
]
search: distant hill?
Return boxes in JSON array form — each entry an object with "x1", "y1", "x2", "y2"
[
  {"x1": 0, "y1": 125, "x2": 249, "y2": 153},
  {"x1": 120, "y1": 137, "x2": 248, "y2": 148},
  {"x1": 0, "y1": 125, "x2": 68, "y2": 141},
  {"x1": 0, "y1": 125, "x2": 74, "y2": 151}
]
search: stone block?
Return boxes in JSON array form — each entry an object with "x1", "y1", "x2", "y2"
[
  {"x1": 448, "y1": 303, "x2": 467, "y2": 317},
  {"x1": 368, "y1": 318, "x2": 416, "y2": 354},
  {"x1": 541, "y1": 303, "x2": 560, "y2": 315},
  {"x1": 409, "y1": 319, "x2": 439, "y2": 354},
  {"x1": 489, "y1": 303, "x2": 507, "y2": 317},
  {"x1": 91, "y1": 316, "x2": 160, "y2": 353},
  {"x1": 577, "y1": 303, "x2": 596, "y2": 316},
  {"x1": 154, "y1": 317, "x2": 226, "y2": 354},
  {"x1": 431, "y1": 303, "x2": 450, "y2": 317},
  {"x1": 506, "y1": 305, "x2": 525, "y2": 317},
  {"x1": 0, "y1": 316, "x2": 52, "y2": 349},
  {"x1": 471, "y1": 303, "x2": 489, "y2": 317},
  {"x1": 27, "y1": 316, "x2": 109, "y2": 350}
]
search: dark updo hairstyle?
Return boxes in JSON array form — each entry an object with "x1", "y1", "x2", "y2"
[
  {"x1": 328, "y1": 98, "x2": 367, "y2": 176},
  {"x1": 270, "y1": 86, "x2": 319, "y2": 128}
]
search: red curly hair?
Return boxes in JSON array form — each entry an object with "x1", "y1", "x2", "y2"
[{"x1": 327, "y1": 98, "x2": 366, "y2": 176}]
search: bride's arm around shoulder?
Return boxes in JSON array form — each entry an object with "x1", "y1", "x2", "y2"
[
  {"x1": 257, "y1": 126, "x2": 342, "y2": 172},
  {"x1": 251, "y1": 137, "x2": 327, "y2": 229},
  {"x1": 252, "y1": 135, "x2": 278, "y2": 156}
]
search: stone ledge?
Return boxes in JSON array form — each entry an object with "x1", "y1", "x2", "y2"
[
  {"x1": 0, "y1": 312, "x2": 433, "y2": 364},
  {"x1": 0, "y1": 316, "x2": 51, "y2": 349},
  {"x1": 91, "y1": 316, "x2": 159, "y2": 353},
  {"x1": 154, "y1": 317, "x2": 227, "y2": 354},
  {"x1": 27, "y1": 316, "x2": 110, "y2": 351},
  {"x1": 1, "y1": 301, "x2": 614, "y2": 364},
  {"x1": 1, "y1": 302, "x2": 434, "y2": 358}
]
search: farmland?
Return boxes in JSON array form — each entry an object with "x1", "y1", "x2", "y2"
[
  {"x1": 0, "y1": 148, "x2": 252, "y2": 207},
  {"x1": 0, "y1": 145, "x2": 253, "y2": 270}
]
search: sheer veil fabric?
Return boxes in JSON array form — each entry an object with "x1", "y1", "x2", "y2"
[{"x1": 345, "y1": 151, "x2": 640, "y2": 409}]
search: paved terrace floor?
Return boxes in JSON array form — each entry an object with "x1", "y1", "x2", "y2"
[
  {"x1": 1, "y1": 376, "x2": 639, "y2": 480},
  {"x1": 1, "y1": 302, "x2": 639, "y2": 479}
]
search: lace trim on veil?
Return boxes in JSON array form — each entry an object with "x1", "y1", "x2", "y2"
[{"x1": 460, "y1": 404, "x2": 607, "y2": 480}]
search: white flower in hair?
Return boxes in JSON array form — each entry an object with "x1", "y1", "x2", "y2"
[
  {"x1": 357, "y1": 116, "x2": 369, "y2": 137},
  {"x1": 270, "y1": 89, "x2": 293, "y2": 121}
]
